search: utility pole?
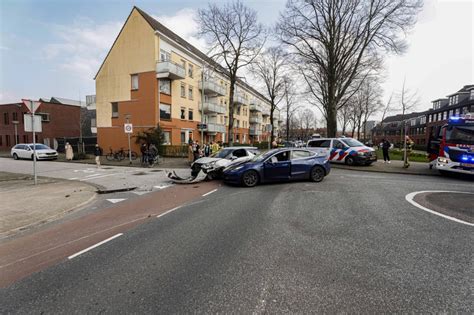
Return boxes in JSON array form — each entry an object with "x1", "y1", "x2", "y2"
[{"x1": 201, "y1": 65, "x2": 205, "y2": 144}]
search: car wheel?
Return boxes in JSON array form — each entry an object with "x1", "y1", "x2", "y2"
[
  {"x1": 241, "y1": 170, "x2": 259, "y2": 187},
  {"x1": 345, "y1": 156, "x2": 355, "y2": 166},
  {"x1": 364, "y1": 161, "x2": 372, "y2": 166},
  {"x1": 13, "y1": 153, "x2": 19, "y2": 160},
  {"x1": 310, "y1": 166, "x2": 325, "y2": 182}
]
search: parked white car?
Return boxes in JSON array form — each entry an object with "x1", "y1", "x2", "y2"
[{"x1": 11, "y1": 143, "x2": 58, "y2": 160}]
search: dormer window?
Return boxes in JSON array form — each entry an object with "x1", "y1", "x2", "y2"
[
  {"x1": 470, "y1": 90, "x2": 474, "y2": 100},
  {"x1": 449, "y1": 95, "x2": 459, "y2": 105}
]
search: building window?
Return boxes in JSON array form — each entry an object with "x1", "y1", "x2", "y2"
[
  {"x1": 111, "y1": 102, "x2": 119, "y2": 118},
  {"x1": 131, "y1": 74, "x2": 139, "y2": 90},
  {"x1": 159, "y1": 79, "x2": 171, "y2": 95},
  {"x1": 3, "y1": 113, "x2": 9, "y2": 125},
  {"x1": 188, "y1": 86, "x2": 193, "y2": 100},
  {"x1": 23, "y1": 135, "x2": 28, "y2": 143},
  {"x1": 188, "y1": 109, "x2": 193, "y2": 121},
  {"x1": 38, "y1": 112, "x2": 50, "y2": 122},
  {"x1": 443, "y1": 111, "x2": 447, "y2": 120},
  {"x1": 180, "y1": 131, "x2": 186, "y2": 144},
  {"x1": 160, "y1": 103, "x2": 171, "y2": 120},
  {"x1": 181, "y1": 59, "x2": 186, "y2": 72},
  {"x1": 12, "y1": 112, "x2": 18, "y2": 121},
  {"x1": 181, "y1": 83, "x2": 186, "y2": 98},
  {"x1": 160, "y1": 49, "x2": 170, "y2": 61},
  {"x1": 180, "y1": 107, "x2": 186, "y2": 120},
  {"x1": 91, "y1": 118, "x2": 96, "y2": 128},
  {"x1": 455, "y1": 108, "x2": 460, "y2": 115},
  {"x1": 188, "y1": 64, "x2": 194, "y2": 78},
  {"x1": 6, "y1": 135, "x2": 10, "y2": 146},
  {"x1": 0, "y1": 135, "x2": 2, "y2": 146},
  {"x1": 470, "y1": 90, "x2": 474, "y2": 100},
  {"x1": 163, "y1": 131, "x2": 171, "y2": 145}
]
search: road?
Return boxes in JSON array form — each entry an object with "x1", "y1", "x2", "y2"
[{"x1": 1, "y1": 169, "x2": 473, "y2": 313}]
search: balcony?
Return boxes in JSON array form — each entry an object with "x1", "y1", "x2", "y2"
[
  {"x1": 199, "y1": 80, "x2": 226, "y2": 96},
  {"x1": 261, "y1": 107, "x2": 270, "y2": 116},
  {"x1": 233, "y1": 93, "x2": 246, "y2": 105},
  {"x1": 249, "y1": 103, "x2": 262, "y2": 112},
  {"x1": 156, "y1": 61, "x2": 186, "y2": 80},
  {"x1": 249, "y1": 127, "x2": 262, "y2": 136},
  {"x1": 207, "y1": 123, "x2": 226, "y2": 133},
  {"x1": 199, "y1": 102, "x2": 226, "y2": 115},
  {"x1": 250, "y1": 116, "x2": 262, "y2": 124}
]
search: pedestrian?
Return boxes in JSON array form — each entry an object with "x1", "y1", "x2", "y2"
[
  {"x1": 188, "y1": 141, "x2": 194, "y2": 165},
  {"x1": 272, "y1": 138, "x2": 278, "y2": 148},
  {"x1": 204, "y1": 143, "x2": 211, "y2": 157},
  {"x1": 382, "y1": 139, "x2": 391, "y2": 164},
  {"x1": 148, "y1": 143, "x2": 158, "y2": 165},
  {"x1": 193, "y1": 140, "x2": 200, "y2": 161},
  {"x1": 94, "y1": 144, "x2": 102, "y2": 168},
  {"x1": 65, "y1": 142, "x2": 74, "y2": 161},
  {"x1": 140, "y1": 142, "x2": 147, "y2": 164},
  {"x1": 211, "y1": 141, "x2": 220, "y2": 154}
]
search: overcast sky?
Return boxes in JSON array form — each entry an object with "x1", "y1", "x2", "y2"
[{"x1": 1, "y1": 0, "x2": 472, "y2": 120}]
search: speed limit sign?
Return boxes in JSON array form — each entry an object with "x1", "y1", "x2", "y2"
[{"x1": 124, "y1": 123, "x2": 133, "y2": 133}]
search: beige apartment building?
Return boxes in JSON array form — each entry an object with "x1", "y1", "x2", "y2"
[{"x1": 95, "y1": 6, "x2": 280, "y2": 151}]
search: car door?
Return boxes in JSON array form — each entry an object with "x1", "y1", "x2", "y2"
[
  {"x1": 329, "y1": 140, "x2": 348, "y2": 163},
  {"x1": 20, "y1": 145, "x2": 29, "y2": 158},
  {"x1": 264, "y1": 151, "x2": 291, "y2": 181},
  {"x1": 290, "y1": 150, "x2": 314, "y2": 180},
  {"x1": 307, "y1": 139, "x2": 331, "y2": 158}
]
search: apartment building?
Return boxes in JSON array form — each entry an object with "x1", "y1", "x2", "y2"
[{"x1": 95, "y1": 7, "x2": 279, "y2": 151}]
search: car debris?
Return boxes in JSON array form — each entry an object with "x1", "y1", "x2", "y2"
[{"x1": 166, "y1": 170, "x2": 208, "y2": 184}]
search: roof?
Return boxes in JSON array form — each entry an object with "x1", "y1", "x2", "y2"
[
  {"x1": 382, "y1": 111, "x2": 426, "y2": 123},
  {"x1": 96, "y1": 6, "x2": 271, "y2": 103}
]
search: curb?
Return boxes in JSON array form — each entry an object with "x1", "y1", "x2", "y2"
[{"x1": 331, "y1": 164, "x2": 441, "y2": 177}]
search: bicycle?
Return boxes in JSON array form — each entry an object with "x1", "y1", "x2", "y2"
[
  {"x1": 119, "y1": 147, "x2": 138, "y2": 160},
  {"x1": 106, "y1": 147, "x2": 138, "y2": 161},
  {"x1": 141, "y1": 152, "x2": 163, "y2": 167}
]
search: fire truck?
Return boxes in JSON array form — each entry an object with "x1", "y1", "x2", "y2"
[{"x1": 428, "y1": 113, "x2": 474, "y2": 175}]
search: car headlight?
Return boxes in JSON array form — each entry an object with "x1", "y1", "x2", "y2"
[
  {"x1": 438, "y1": 157, "x2": 449, "y2": 164},
  {"x1": 357, "y1": 151, "x2": 365, "y2": 156},
  {"x1": 202, "y1": 161, "x2": 217, "y2": 169}
]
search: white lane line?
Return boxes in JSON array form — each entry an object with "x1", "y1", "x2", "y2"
[
  {"x1": 107, "y1": 198, "x2": 126, "y2": 204},
  {"x1": 68, "y1": 177, "x2": 79, "y2": 180},
  {"x1": 156, "y1": 206, "x2": 182, "y2": 218},
  {"x1": 68, "y1": 233, "x2": 123, "y2": 259},
  {"x1": 79, "y1": 173, "x2": 117, "y2": 181},
  {"x1": 202, "y1": 189, "x2": 218, "y2": 197},
  {"x1": 405, "y1": 191, "x2": 474, "y2": 227},
  {"x1": 85, "y1": 173, "x2": 102, "y2": 178},
  {"x1": 154, "y1": 185, "x2": 172, "y2": 190}
]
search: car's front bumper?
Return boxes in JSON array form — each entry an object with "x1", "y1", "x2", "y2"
[{"x1": 436, "y1": 160, "x2": 474, "y2": 175}]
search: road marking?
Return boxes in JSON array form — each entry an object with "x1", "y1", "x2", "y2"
[
  {"x1": 154, "y1": 185, "x2": 172, "y2": 190},
  {"x1": 156, "y1": 206, "x2": 182, "y2": 218},
  {"x1": 405, "y1": 191, "x2": 474, "y2": 227},
  {"x1": 68, "y1": 233, "x2": 123, "y2": 259},
  {"x1": 80, "y1": 173, "x2": 117, "y2": 181},
  {"x1": 85, "y1": 173, "x2": 102, "y2": 178},
  {"x1": 202, "y1": 189, "x2": 218, "y2": 197},
  {"x1": 68, "y1": 177, "x2": 79, "y2": 180},
  {"x1": 107, "y1": 198, "x2": 126, "y2": 204},
  {"x1": 132, "y1": 191, "x2": 149, "y2": 196}
]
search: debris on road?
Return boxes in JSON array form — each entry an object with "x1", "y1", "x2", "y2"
[{"x1": 166, "y1": 170, "x2": 208, "y2": 184}]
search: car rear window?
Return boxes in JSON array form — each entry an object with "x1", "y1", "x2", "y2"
[
  {"x1": 308, "y1": 140, "x2": 331, "y2": 148},
  {"x1": 291, "y1": 150, "x2": 313, "y2": 159}
]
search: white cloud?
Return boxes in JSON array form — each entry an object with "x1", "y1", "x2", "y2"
[
  {"x1": 43, "y1": 17, "x2": 122, "y2": 80},
  {"x1": 152, "y1": 8, "x2": 207, "y2": 52}
]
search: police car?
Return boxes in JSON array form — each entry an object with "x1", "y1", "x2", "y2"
[{"x1": 306, "y1": 137, "x2": 377, "y2": 165}]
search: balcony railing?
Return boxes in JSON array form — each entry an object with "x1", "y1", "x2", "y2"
[
  {"x1": 156, "y1": 61, "x2": 186, "y2": 80},
  {"x1": 249, "y1": 127, "x2": 262, "y2": 136},
  {"x1": 199, "y1": 80, "x2": 226, "y2": 96},
  {"x1": 250, "y1": 116, "x2": 262, "y2": 124},
  {"x1": 233, "y1": 93, "x2": 246, "y2": 105},
  {"x1": 199, "y1": 102, "x2": 226, "y2": 115},
  {"x1": 249, "y1": 103, "x2": 262, "y2": 112},
  {"x1": 207, "y1": 123, "x2": 226, "y2": 133},
  {"x1": 261, "y1": 107, "x2": 270, "y2": 116}
]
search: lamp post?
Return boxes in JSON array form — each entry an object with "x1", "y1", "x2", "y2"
[{"x1": 201, "y1": 66, "x2": 205, "y2": 144}]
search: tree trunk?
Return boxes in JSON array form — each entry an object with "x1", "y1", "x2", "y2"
[
  {"x1": 270, "y1": 105, "x2": 274, "y2": 142},
  {"x1": 228, "y1": 78, "x2": 236, "y2": 145},
  {"x1": 326, "y1": 101, "x2": 337, "y2": 137}
]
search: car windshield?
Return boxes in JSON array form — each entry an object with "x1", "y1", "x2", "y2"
[
  {"x1": 342, "y1": 138, "x2": 364, "y2": 147},
  {"x1": 29, "y1": 144, "x2": 50, "y2": 150},
  {"x1": 211, "y1": 148, "x2": 233, "y2": 159},
  {"x1": 446, "y1": 126, "x2": 474, "y2": 144},
  {"x1": 251, "y1": 149, "x2": 278, "y2": 162}
]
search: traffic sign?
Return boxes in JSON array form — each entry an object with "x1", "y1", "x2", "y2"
[
  {"x1": 124, "y1": 123, "x2": 133, "y2": 133},
  {"x1": 22, "y1": 99, "x2": 41, "y2": 114},
  {"x1": 24, "y1": 115, "x2": 42, "y2": 132},
  {"x1": 197, "y1": 123, "x2": 208, "y2": 130}
]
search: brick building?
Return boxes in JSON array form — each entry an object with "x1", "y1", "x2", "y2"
[{"x1": 0, "y1": 98, "x2": 82, "y2": 151}]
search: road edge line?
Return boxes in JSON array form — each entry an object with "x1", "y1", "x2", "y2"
[
  {"x1": 202, "y1": 189, "x2": 218, "y2": 197},
  {"x1": 68, "y1": 233, "x2": 123, "y2": 259},
  {"x1": 405, "y1": 191, "x2": 474, "y2": 227}
]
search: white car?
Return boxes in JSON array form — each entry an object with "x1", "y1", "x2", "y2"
[
  {"x1": 191, "y1": 146, "x2": 260, "y2": 179},
  {"x1": 11, "y1": 143, "x2": 58, "y2": 160},
  {"x1": 306, "y1": 138, "x2": 377, "y2": 165}
]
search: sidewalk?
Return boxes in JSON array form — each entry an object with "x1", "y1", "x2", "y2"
[
  {"x1": 331, "y1": 160, "x2": 439, "y2": 176},
  {"x1": 0, "y1": 172, "x2": 96, "y2": 240}
]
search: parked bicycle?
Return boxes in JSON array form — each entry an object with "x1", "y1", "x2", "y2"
[
  {"x1": 106, "y1": 147, "x2": 138, "y2": 161},
  {"x1": 141, "y1": 152, "x2": 163, "y2": 167}
]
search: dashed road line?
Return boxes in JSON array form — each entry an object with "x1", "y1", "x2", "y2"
[
  {"x1": 80, "y1": 173, "x2": 117, "y2": 181},
  {"x1": 107, "y1": 198, "x2": 127, "y2": 204},
  {"x1": 68, "y1": 233, "x2": 123, "y2": 259},
  {"x1": 68, "y1": 177, "x2": 79, "y2": 180},
  {"x1": 405, "y1": 190, "x2": 474, "y2": 227},
  {"x1": 202, "y1": 189, "x2": 218, "y2": 197},
  {"x1": 156, "y1": 206, "x2": 182, "y2": 218}
]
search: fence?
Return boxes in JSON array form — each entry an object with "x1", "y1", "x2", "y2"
[
  {"x1": 159, "y1": 145, "x2": 189, "y2": 157},
  {"x1": 57, "y1": 137, "x2": 97, "y2": 155}
]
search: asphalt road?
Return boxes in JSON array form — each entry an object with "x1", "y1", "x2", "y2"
[{"x1": 1, "y1": 169, "x2": 473, "y2": 313}]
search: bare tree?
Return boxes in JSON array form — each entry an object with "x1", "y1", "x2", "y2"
[
  {"x1": 277, "y1": 0, "x2": 422, "y2": 137},
  {"x1": 250, "y1": 47, "x2": 288, "y2": 142},
  {"x1": 198, "y1": 1, "x2": 265, "y2": 144},
  {"x1": 396, "y1": 78, "x2": 419, "y2": 167},
  {"x1": 282, "y1": 76, "x2": 300, "y2": 141}
]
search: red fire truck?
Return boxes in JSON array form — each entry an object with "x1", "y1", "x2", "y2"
[{"x1": 428, "y1": 113, "x2": 474, "y2": 175}]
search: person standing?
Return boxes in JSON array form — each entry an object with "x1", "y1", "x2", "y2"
[
  {"x1": 204, "y1": 143, "x2": 211, "y2": 157},
  {"x1": 193, "y1": 140, "x2": 200, "y2": 161},
  {"x1": 94, "y1": 144, "x2": 102, "y2": 168},
  {"x1": 65, "y1": 142, "x2": 74, "y2": 161},
  {"x1": 140, "y1": 143, "x2": 148, "y2": 164},
  {"x1": 382, "y1": 139, "x2": 391, "y2": 164},
  {"x1": 211, "y1": 141, "x2": 220, "y2": 154}
]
